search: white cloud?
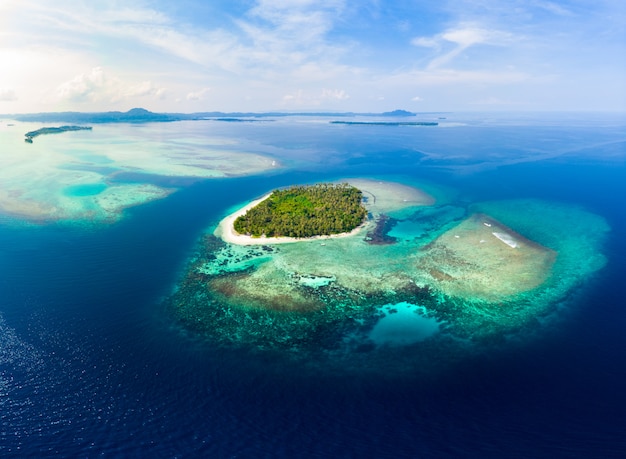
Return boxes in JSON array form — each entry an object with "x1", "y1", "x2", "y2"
[
  {"x1": 232, "y1": 0, "x2": 350, "y2": 74},
  {"x1": 533, "y1": 1, "x2": 573, "y2": 17},
  {"x1": 0, "y1": 88, "x2": 18, "y2": 101},
  {"x1": 2, "y1": 1, "x2": 360, "y2": 110},
  {"x1": 56, "y1": 67, "x2": 107, "y2": 102},
  {"x1": 411, "y1": 96, "x2": 423, "y2": 102},
  {"x1": 442, "y1": 27, "x2": 495, "y2": 47},
  {"x1": 282, "y1": 89, "x2": 306, "y2": 105},
  {"x1": 3, "y1": 0, "x2": 623, "y2": 112},
  {"x1": 126, "y1": 81, "x2": 167, "y2": 99},
  {"x1": 55, "y1": 67, "x2": 168, "y2": 105},
  {"x1": 390, "y1": 68, "x2": 528, "y2": 86},
  {"x1": 412, "y1": 24, "x2": 514, "y2": 70},
  {"x1": 186, "y1": 88, "x2": 211, "y2": 101},
  {"x1": 411, "y1": 37, "x2": 439, "y2": 49},
  {"x1": 251, "y1": 0, "x2": 345, "y2": 25},
  {"x1": 32, "y1": 1, "x2": 351, "y2": 86},
  {"x1": 281, "y1": 87, "x2": 349, "y2": 106},
  {"x1": 321, "y1": 88, "x2": 349, "y2": 100}
]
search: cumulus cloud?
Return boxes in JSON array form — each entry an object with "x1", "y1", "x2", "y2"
[
  {"x1": 282, "y1": 87, "x2": 349, "y2": 106},
  {"x1": 126, "y1": 81, "x2": 167, "y2": 99},
  {"x1": 186, "y1": 88, "x2": 211, "y2": 101},
  {"x1": 282, "y1": 89, "x2": 306, "y2": 105},
  {"x1": 321, "y1": 88, "x2": 349, "y2": 100},
  {"x1": 4, "y1": 2, "x2": 358, "y2": 109},
  {"x1": 56, "y1": 67, "x2": 107, "y2": 102},
  {"x1": 411, "y1": 96, "x2": 423, "y2": 102},
  {"x1": 55, "y1": 67, "x2": 167, "y2": 104},
  {"x1": 0, "y1": 88, "x2": 18, "y2": 101}
]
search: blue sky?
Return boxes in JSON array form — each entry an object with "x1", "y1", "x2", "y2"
[{"x1": 1, "y1": 0, "x2": 624, "y2": 113}]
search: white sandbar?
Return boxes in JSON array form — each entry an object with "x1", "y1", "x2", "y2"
[
  {"x1": 345, "y1": 178, "x2": 435, "y2": 213},
  {"x1": 492, "y1": 231, "x2": 518, "y2": 248}
]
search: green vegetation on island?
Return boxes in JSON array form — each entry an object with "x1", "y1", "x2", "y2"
[
  {"x1": 233, "y1": 183, "x2": 367, "y2": 238},
  {"x1": 9, "y1": 107, "x2": 433, "y2": 124},
  {"x1": 25, "y1": 125, "x2": 92, "y2": 143}
]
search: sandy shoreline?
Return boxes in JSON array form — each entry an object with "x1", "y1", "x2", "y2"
[
  {"x1": 213, "y1": 179, "x2": 435, "y2": 246},
  {"x1": 213, "y1": 193, "x2": 369, "y2": 246}
]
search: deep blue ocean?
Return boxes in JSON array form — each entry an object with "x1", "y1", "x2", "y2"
[{"x1": 1, "y1": 113, "x2": 625, "y2": 458}]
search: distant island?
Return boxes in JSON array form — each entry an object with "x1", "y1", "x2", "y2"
[
  {"x1": 330, "y1": 121, "x2": 438, "y2": 126},
  {"x1": 24, "y1": 125, "x2": 92, "y2": 143},
  {"x1": 17, "y1": 108, "x2": 180, "y2": 124},
  {"x1": 233, "y1": 183, "x2": 367, "y2": 238},
  {"x1": 7, "y1": 107, "x2": 447, "y2": 124},
  {"x1": 211, "y1": 118, "x2": 272, "y2": 123},
  {"x1": 380, "y1": 109, "x2": 416, "y2": 117}
]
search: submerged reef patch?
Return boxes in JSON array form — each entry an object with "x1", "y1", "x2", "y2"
[
  {"x1": 168, "y1": 180, "x2": 609, "y2": 370},
  {"x1": 0, "y1": 123, "x2": 278, "y2": 223},
  {"x1": 416, "y1": 213, "x2": 556, "y2": 301}
]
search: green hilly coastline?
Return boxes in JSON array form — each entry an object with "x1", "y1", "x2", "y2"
[
  {"x1": 7, "y1": 107, "x2": 445, "y2": 124},
  {"x1": 12, "y1": 107, "x2": 182, "y2": 123},
  {"x1": 24, "y1": 125, "x2": 92, "y2": 143}
]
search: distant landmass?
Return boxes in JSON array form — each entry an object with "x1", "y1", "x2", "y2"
[
  {"x1": 24, "y1": 125, "x2": 92, "y2": 143},
  {"x1": 7, "y1": 108, "x2": 444, "y2": 124},
  {"x1": 380, "y1": 109, "x2": 415, "y2": 117},
  {"x1": 14, "y1": 108, "x2": 181, "y2": 124},
  {"x1": 330, "y1": 121, "x2": 438, "y2": 126}
]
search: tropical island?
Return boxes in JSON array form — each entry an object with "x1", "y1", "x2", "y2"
[
  {"x1": 166, "y1": 177, "x2": 611, "y2": 366},
  {"x1": 233, "y1": 183, "x2": 367, "y2": 238},
  {"x1": 25, "y1": 125, "x2": 92, "y2": 143}
]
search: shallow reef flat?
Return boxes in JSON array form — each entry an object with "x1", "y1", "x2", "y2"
[
  {"x1": 417, "y1": 213, "x2": 557, "y2": 301},
  {"x1": 0, "y1": 122, "x2": 278, "y2": 223},
  {"x1": 169, "y1": 179, "x2": 609, "y2": 367},
  {"x1": 344, "y1": 178, "x2": 436, "y2": 215}
]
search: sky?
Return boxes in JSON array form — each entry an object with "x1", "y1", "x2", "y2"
[{"x1": 0, "y1": 0, "x2": 625, "y2": 113}]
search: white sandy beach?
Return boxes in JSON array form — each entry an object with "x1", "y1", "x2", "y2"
[
  {"x1": 214, "y1": 179, "x2": 436, "y2": 246},
  {"x1": 213, "y1": 193, "x2": 370, "y2": 246}
]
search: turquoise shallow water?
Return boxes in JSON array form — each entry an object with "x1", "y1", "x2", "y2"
[
  {"x1": 63, "y1": 183, "x2": 107, "y2": 197},
  {"x1": 0, "y1": 113, "x2": 625, "y2": 457},
  {"x1": 368, "y1": 302, "x2": 443, "y2": 346}
]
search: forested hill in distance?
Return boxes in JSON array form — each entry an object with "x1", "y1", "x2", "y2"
[{"x1": 6, "y1": 108, "x2": 444, "y2": 124}]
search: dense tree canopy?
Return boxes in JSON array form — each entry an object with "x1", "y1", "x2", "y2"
[{"x1": 234, "y1": 183, "x2": 367, "y2": 238}]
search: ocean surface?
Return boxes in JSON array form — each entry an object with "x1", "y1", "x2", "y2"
[{"x1": 1, "y1": 113, "x2": 625, "y2": 458}]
